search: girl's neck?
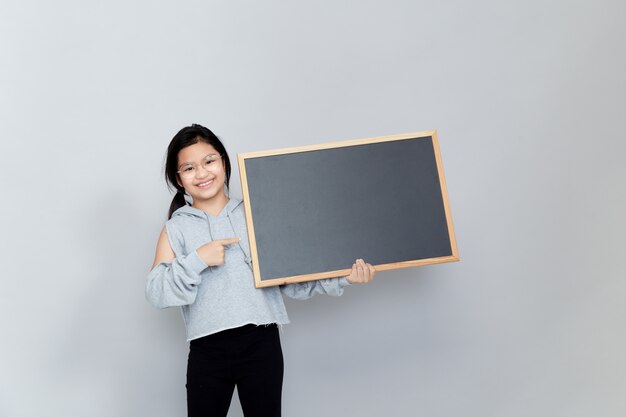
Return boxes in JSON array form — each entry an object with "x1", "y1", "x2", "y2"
[{"x1": 192, "y1": 192, "x2": 229, "y2": 216}]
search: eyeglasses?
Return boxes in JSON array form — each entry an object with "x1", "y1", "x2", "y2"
[{"x1": 177, "y1": 154, "x2": 223, "y2": 178}]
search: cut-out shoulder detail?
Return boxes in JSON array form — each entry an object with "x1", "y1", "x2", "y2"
[{"x1": 151, "y1": 226, "x2": 175, "y2": 270}]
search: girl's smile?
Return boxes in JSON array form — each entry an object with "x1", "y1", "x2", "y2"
[{"x1": 196, "y1": 179, "x2": 214, "y2": 188}]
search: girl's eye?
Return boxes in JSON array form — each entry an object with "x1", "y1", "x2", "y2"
[
  {"x1": 182, "y1": 165, "x2": 194, "y2": 172},
  {"x1": 204, "y1": 157, "x2": 220, "y2": 167}
]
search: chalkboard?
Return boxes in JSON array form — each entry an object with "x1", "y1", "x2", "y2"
[{"x1": 237, "y1": 131, "x2": 458, "y2": 288}]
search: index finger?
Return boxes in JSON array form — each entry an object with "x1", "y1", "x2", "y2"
[{"x1": 214, "y1": 237, "x2": 241, "y2": 246}]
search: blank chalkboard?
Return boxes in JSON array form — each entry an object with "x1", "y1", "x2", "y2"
[{"x1": 237, "y1": 131, "x2": 458, "y2": 288}]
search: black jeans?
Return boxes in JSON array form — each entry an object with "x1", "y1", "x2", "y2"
[{"x1": 186, "y1": 324, "x2": 284, "y2": 417}]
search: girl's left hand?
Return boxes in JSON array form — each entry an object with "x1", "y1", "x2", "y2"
[{"x1": 347, "y1": 259, "x2": 376, "y2": 284}]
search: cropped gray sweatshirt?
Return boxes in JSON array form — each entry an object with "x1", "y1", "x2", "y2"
[{"x1": 146, "y1": 198, "x2": 350, "y2": 341}]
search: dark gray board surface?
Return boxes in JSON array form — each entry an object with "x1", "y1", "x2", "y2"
[{"x1": 242, "y1": 135, "x2": 454, "y2": 283}]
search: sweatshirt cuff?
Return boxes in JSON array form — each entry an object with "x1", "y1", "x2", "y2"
[
  {"x1": 183, "y1": 250, "x2": 209, "y2": 275},
  {"x1": 339, "y1": 276, "x2": 351, "y2": 287}
]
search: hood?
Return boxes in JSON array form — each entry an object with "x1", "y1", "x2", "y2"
[{"x1": 170, "y1": 197, "x2": 252, "y2": 270}]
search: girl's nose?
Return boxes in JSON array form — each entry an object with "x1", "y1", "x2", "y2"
[
  {"x1": 196, "y1": 166, "x2": 210, "y2": 178},
  {"x1": 196, "y1": 165, "x2": 209, "y2": 178}
]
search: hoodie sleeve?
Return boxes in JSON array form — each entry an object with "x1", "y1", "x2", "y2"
[
  {"x1": 280, "y1": 276, "x2": 351, "y2": 300},
  {"x1": 145, "y1": 222, "x2": 209, "y2": 309},
  {"x1": 145, "y1": 250, "x2": 208, "y2": 308}
]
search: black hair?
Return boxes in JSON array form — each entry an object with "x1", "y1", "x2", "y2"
[{"x1": 165, "y1": 124, "x2": 231, "y2": 219}]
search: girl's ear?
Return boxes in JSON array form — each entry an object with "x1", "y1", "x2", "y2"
[{"x1": 176, "y1": 176, "x2": 183, "y2": 188}]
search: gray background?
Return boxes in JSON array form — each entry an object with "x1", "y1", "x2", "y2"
[{"x1": 1, "y1": 1, "x2": 624, "y2": 416}]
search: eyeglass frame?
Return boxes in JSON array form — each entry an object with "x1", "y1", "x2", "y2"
[{"x1": 176, "y1": 153, "x2": 224, "y2": 178}]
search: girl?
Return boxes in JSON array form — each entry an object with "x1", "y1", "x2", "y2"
[{"x1": 146, "y1": 124, "x2": 375, "y2": 417}]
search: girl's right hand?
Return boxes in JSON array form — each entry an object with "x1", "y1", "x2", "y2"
[{"x1": 196, "y1": 238, "x2": 241, "y2": 266}]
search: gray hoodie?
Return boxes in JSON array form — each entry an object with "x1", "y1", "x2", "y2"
[{"x1": 146, "y1": 197, "x2": 350, "y2": 341}]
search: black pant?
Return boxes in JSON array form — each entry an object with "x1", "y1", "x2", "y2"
[{"x1": 186, "y1": 324, "x2": 284, "y2": 417}]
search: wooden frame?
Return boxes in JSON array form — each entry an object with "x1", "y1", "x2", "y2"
[{"x1": 238, "y1": 130, "x2": 459, "y2": 288}]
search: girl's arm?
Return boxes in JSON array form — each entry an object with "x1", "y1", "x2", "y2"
[
  {"x1": 145, "y1": 226, "x2": 208, "y2": 309},
  {"x1": 145, "y1": 227, "x2": 241, "y2": 309},
  {"x1": 280, "y1": 259, "x2": 375, "y2": 300},
  {"x1": 151, "y1": 226, "x2": 176, "y2": 269}
]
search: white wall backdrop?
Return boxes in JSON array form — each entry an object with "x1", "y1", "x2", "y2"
[{"x1": 1, "y1": 1, "x2": 625, "y2": 416}]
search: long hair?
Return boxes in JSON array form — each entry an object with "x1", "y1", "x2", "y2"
[{"x1": 164, "y1": 124, "x2": 231, "y2": 219}]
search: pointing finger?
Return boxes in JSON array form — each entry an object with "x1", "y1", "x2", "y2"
[{"x1": 215, "y1": 237, "x2": 241, "y2": 246}]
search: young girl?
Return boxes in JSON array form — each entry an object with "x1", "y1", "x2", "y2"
[{"x1": 146, "y1": 124, "x2": 375, "y2": 417}]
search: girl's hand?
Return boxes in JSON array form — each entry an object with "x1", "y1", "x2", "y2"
[
  {"x1": 347, "y1": 259, "x2": 376, "y2": 284},
  {"x1": 196, "y1": 238, "x2": 241, "y2": 266}
]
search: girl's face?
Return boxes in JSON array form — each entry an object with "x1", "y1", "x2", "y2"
[{"x1": 177, "y1": 141, "x2": 227, "y2": 208}]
